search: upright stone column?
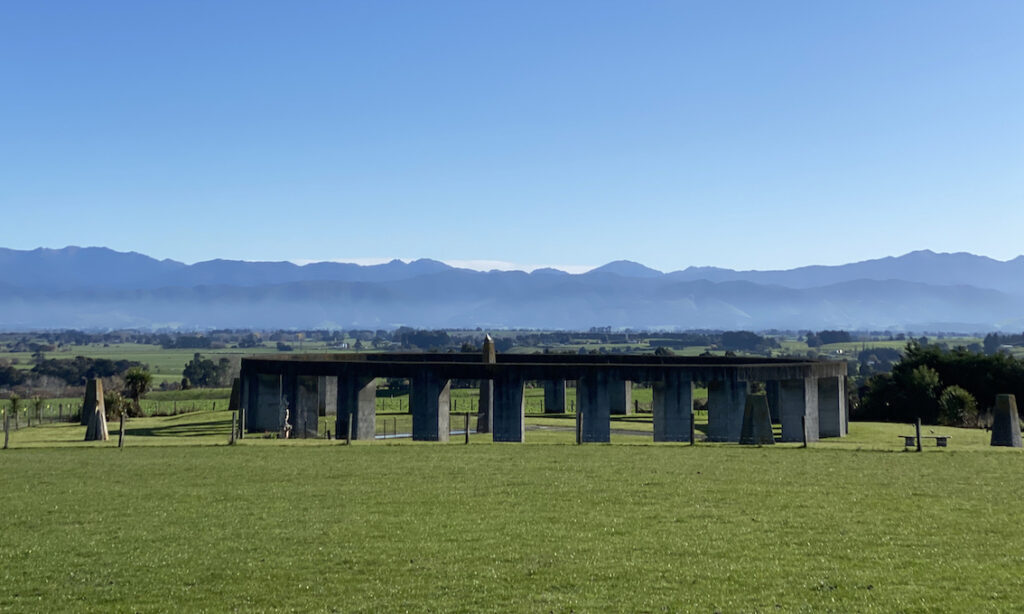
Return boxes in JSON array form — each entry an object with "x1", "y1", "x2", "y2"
[
  {"x1": 337, "y1": 374, "x2": 377, "y2": 440},
  {"x1": 990, "y1": 394, "x2": 1023, "y2": 447},
  {"x1": 239, "y1": 372, "x2": 250, "y2": 435},
  {"x1": 764, "y1": 380, "x2": 781, "y2": 423},
  {"x1": 281, "y1": 372, "x2": 298, "y2": 436},
  {"x1": 412, "y1": 370, "x2": 451, "y2": 442},
  {"x1": 609, "y1": 377, "x2": 633, "y2": 415},
  {"x1": 739, "y1": 394, "x2": 775, "y2": 445},
  {"x1": 653, "y1": 371, "x2": 693, "y2": 442},
  {"x1": 818, "y1": 376, "x2": 847, "y2": 438},
  {"x1": 779, "y1": 377, "x2": 819, "y2": 443},
  {"x1": 82, "y1": 379, "x2": 109, "y2": 442},
  {"x1": 318, "y1": 376, "x2": 338, "y2": 416},
  {"x1": 295, "y1": 375, "x2": 320, "y2": 438},
  {"x1": 543, "y1": 380, "x2": 567, "y2": 413},
  {"x1": 228, "y1": 377, "x2": 242, "y2": 412},
  {"x1": 477, "y1": 335, "x2": 496, "y2": 433},
  {"x1": 577, "y1": 371, "x2": 611, "y2": 442},
  {"x1": 252, "y1": 373, "x2": 282, "y2": 432},
  {"x1": 493, "y1": 371, "x2": 525, "y2": 442},
  {"x1": 81, "y1": 378, "x2": 103, "y2": 425},
  {"x1": 707, "y1": 377, "x2": 747, "y2": 442}
]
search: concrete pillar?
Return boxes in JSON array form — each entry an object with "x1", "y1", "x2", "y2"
[
  {"x1": 707, "y1": 377, "x2": 747, "y2": 442},
  {"x1": 281, "y1": 372, "x2": 298, "y2": 436},
  {"x1": 240, "y1": 372, "x2": 250, "y2": 434},
  {"x1": 739, "y1": 394, "x2": 775, "y2": 445},
  {"x1": 543, "y1": 380, "x2": 567, "y2": 413},
  {"x1": 818, "y1": 376, "x2": 847, "y2": 438},
  {"x1": 991, "y1": 394, "x2": 1023, "y2": 447},
  {"x1": 318, "y1": 376, "x2": 338, "y2": 416},
  {"x1": 493, "y1": 372, "x2": 525, "y2": 442},
  {"x1": 337, "y1": 374, "x2": 377, "y2": 440},
  {"x1": 779, "y1": 377, "x2": 819, "y2": 443},
  {"x1": 81, "y1": 378, "x2": 104, "y2": 426},
  {"x1": 251, "y1": 373, "x2": 282, "y2": 432},
  {"x1": 653, "y1": 371, "x2": 693, "y2": 442},
  {"x1": 228, "y1": 377, "x2": 242, "y2": 412},
  {"x1": 295, "y1": 375, "x2": 320, "y2": 438},
  {"x1": 477, "y1": 334, "x2": 497, "y2": 433},
  {"x1": 411, "y1": 370, "x2": 450, "y2": 442},
  {"x1": 764, "y1": 380, "x2": 781, "y2": 423},
  {"x1": 477, "y1": 380, "x2": 493, "y2": 433},
  {"x1": 577, "y1": 371, "x2": 611, "y2": 442},
  {"x1": 609, "y1": 378, "x2": 633, "y2": 415}
]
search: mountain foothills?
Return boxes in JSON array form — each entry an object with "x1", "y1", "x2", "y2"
[{"x1": 1, "y1": 247, "x2": 1023, "y2": 331}]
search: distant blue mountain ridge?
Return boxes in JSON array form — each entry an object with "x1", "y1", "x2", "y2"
[{"x1": 0, "y1": 246, "x2": 1022, "y2": 330}]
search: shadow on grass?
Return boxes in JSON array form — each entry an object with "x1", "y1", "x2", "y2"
[{"x1": 124, "y1": 417, "x2": 228, "y2": 438}]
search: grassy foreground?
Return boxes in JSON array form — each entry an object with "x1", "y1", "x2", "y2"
[{"x1": 1, "y1": 417, "x2": 1023, "y2": 612}]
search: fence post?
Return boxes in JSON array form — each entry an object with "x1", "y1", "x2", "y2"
[
  {"x1": 346, "y1": 412, "x2": 353, "y2": 445},
  {"x1": 464, "y1": 412, "x2": 469, "y2": 445},
  {"x1": 3, "y1": 412, "x2": 8, "y2": 449},
  {"x1": 801, "y1": 416, "x2": 808, "y2": 448},
  {"x1": 230, "y1": 411, "x2": 238, "y2": 445},
  {"x1": 690, "y1": 410, "x2": 695, "y2": 446},
  {"x1": 915, "y1": 418, "x2": 923, "y2": 452},
  {"x1": 118, "y1": 413, "x2": 126, "y2": 449}
]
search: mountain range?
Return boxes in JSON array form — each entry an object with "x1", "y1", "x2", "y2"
[{"x1": 1, "y1": 246, "x2": 1022, "y2": 331}]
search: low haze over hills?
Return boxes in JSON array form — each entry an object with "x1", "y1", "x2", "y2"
[{"x1": 1, "y1": 247, "x2": 1022, "y2": 331}]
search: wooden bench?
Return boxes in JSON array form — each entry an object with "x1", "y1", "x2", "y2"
[{"x1": 900, "y1": 435, "x2": 951, "y2": 447}]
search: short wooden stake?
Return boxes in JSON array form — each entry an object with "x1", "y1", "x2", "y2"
[
  {"x1": 118, "y1": 414, "x2": 126, "y2": 449},
  {"x1": 915, "y1": 418, "x2": 923, "y2": 452},
  {"x1": 689, "y1": 410, "x2": 696, "y2": 446},
  {"x1": 464, "y1": 411, "x2": 469, "y2": 444},
  {"x1": 230, "y1": 411, "x2": 238, "y2": 445},
  {"x1": 801, "y1": 416, "x2": 808, "y2": 448},
  {"x1": 575, "y1": 409, "x2": 582, "y2": 445},
  {"x1": 239, "y1": 409, "x2": 245, "y2": 439},
  {"x1": 3, "y1": 413, "x2": 9, "y2": 449},
  {"x1": 346, "y1": 412, "x2": 353, "y2": 445}
]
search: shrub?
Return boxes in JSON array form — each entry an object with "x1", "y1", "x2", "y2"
[{"x1": 938, "y1": 386, "x2": 978, "y2": 427}]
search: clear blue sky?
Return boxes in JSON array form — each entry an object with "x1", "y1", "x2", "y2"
[{"x1": 2, "y1": 1, "x2": 1021, "y2": 272}]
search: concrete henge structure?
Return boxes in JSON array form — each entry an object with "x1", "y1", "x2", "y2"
[{"x1": 239, "y1": 352, "x2": 848, "y2": 444}]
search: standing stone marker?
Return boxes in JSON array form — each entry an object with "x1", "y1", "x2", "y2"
[
  {"x1": 83, "y1": 379, "x2": 109, "y2": 442},
  {"x1": 739, "y1": 394, "x2": 775, "y2": 445},
  {"x1": 476, "y1": 334, "x2": 496, "y2": 434},
  {"x1": 990, "y1": 394, "x2": 1023, "y2": 448}
]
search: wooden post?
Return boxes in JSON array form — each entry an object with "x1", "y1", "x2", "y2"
[
  {"x1": 575, "y1": 408, "x2": 582, "y2": 445},
  {"x1": 173, "y1": 401, "x2": 177, "y2": 414},
  {"x1": 3, "y1": 412, "x2": 8, "y2": 449},
  {"x1": 118, "y1": 413, "x2": 126, "y2": 449},
  {"x1": 393, "y1": 417, "x2": 397, "y2": 439},
  {"x1": 239, "y1": 407, "x2": 245, "y2": 439},
  {"x1": 915, "y1": 418, "x2": 923, "y2": 452},
  {"x1": 690, "y1": 410, "x2": 696, "y2": 446},
  {"x1": 464, "y1": 411, "x2": 469, "y2": 444},
  {"x1": 230, "y1": 411, "x2": 238, "y2": 445},
  {"x1": 801, "y1": 416, "x2": 808, "y2": 448},
  {"x1": 213, "y1": 401, "x2": 216, "y2": 412},
  {"x1": 346, "y1": 412, "x2": 353, "y2": 445}
]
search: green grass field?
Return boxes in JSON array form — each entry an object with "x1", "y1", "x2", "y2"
[{"x1": 1, "y1": 413, "x2": 1022, "y2": 612}]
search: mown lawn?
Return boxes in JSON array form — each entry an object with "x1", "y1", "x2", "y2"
[{"x1": 1, "y1": 415, "x2": 1022, "y2": 612}]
